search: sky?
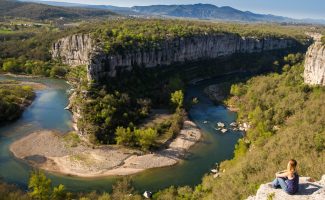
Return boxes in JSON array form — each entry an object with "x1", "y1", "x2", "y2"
[{"x1": 36, "y1": 0, "x2": 325, "y2": 19}]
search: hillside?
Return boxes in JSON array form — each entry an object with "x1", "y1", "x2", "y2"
[
  {"x1": 0, "y1": 0, "x2": 116, "y2": 20},
  {"x1": 18, "y1": 1, "x2": 325, "y2": 24},
  {"x1": 153, "y1": 54, "x2": 325, "y2": 199},
  {"x1": 132, "y1": 4, "x2": 292, "y2": 23}
]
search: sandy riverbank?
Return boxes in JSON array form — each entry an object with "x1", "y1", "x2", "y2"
[{"x1": 10, "y1": 120, "x2": 201, "y2": 177}]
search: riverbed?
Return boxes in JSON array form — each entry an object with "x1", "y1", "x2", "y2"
[{"x1": 0, "y1": 74, "x2": 242, "y2": 193}]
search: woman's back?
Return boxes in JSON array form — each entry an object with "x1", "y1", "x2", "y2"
[{"x1": 286, "y1": 172, "x2": 299, "y2": 194}]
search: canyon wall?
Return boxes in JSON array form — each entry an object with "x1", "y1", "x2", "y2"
[
  {"x1": 304, "y1": 35, "x2": 325, "y2": 86},
  {"x1": 51, "y1": 33, "x2": 298, "y2": 82}
]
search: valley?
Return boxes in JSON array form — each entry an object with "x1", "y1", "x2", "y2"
[{"x1": 0, "y1": 0, "x2": 324, "y2": 199}]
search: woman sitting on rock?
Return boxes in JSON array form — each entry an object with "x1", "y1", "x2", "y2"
[{"x1": 271, "y1": 159, "x2": 299, "y2": 194}]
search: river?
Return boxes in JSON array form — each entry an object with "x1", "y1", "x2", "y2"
[{"x1": 0, "y1": 75, "x2": 242, "y2": 193}]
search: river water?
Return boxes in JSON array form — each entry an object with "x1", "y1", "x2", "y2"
[{"x1": 0, "y1": 75, "x2": 242, "y2": 193}]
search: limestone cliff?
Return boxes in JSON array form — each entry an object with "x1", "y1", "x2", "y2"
[
  {"x1": 304, "y1": 35, "x2": 325, "y2": 86},
  {"x1": 51, "y1": 33, "x2": 298, "y2": 82},
  {"x1": 247, "y1": 175, "x2": 325, "y2": 200},
  {"x1": 51, "y1": 34, "x2": 94, "y2": 67}
]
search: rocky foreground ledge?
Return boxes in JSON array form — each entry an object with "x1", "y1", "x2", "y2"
[{"x1": 247, "y1": 175, "x2": 325, "y2": 200}]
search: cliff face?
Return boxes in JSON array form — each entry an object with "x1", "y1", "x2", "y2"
[
  {"x1": 304, "y1": 39, "x2": 325, "y2": 86},
  {"x1": 52, "y1": 33, "x2": 298, "y2": 82},
  {"x1": 51, "y1": 34, "x2": 94, "y2": 67}
]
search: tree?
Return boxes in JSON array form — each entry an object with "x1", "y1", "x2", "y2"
[
  {"x1": 51, "y1": 184, "x2": 66, "y2": 200},
  {"x1": 50, "y1": 66, "x2": 67, "y2": 78},
  {"x1": 28, "y1": 171, "x2": 67, "y2": 200},
  {"x1": 28, "y1": 171, "x2": 52, "y2": 200},
  {"x1": 2, "y1": 59, "x2": 20, "y2": 73},
  {"x1": 230, "y1": 83, "x2": 246, "y2": 96},
  {"x1": 98, "y1": 192, "x2": 111, "y2": 200},
  {"x1": 135, "y1": 128, "x2": 158, "y2": 151},
  {"x1": 111, "y1": 177, "x2": 142, "y2": 200},
  {"x1": 115, "y1": 127, "x2": 133, "y2": 146},
  {"x1": 171, "y1": 90, "x2": 184, "y2": 109}
]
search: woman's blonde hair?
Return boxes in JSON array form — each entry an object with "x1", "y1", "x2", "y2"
[{"x1": 287, "y1": 159, "x2": 297, "y2": 173}]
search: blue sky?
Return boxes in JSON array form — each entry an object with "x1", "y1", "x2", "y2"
[{"x1": 37, "y1": 0, "x2": 325, "y2": 19}]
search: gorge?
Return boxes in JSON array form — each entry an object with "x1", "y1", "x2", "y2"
[{"x1": 2, "y1": 16, "x2": 325, "y2": 200}]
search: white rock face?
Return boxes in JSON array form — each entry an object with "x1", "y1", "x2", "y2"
[
  {"x1": 51, "y1": 33, "x2": 297, "y2": 82},
  {"x1": 304, "y1": 40, "x2": 325, "y2": 86},
  {"x1": 51, "y1": 34, "x2": 94, "y2": 66},
  {"x1": 247, "y1": 175, "x2": 325, "y2": 200}
]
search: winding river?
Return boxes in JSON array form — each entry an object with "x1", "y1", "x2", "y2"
[{"x1": 0, "y1": 75, "x2": 242, "y2": 193}]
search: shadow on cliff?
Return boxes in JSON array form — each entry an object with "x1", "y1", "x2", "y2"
[{"x1": 297, "y1": 183, "x2": 322, "y2": 195}]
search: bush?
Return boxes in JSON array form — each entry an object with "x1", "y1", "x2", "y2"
[
  {"x1": 171, "y1": 90, "x2": 184, "y2": 109},
  {"x1": 28, "y1": 171, "x2": 67, "y2": 200},
  {"x1": 115, "y1": 127, "x2": 158, "y2": 151},
  {"x1": 134, "y1": 128, "x2": 158, "y2": 151},
  {"x1": 115, "y1": 127, "x2": 134, "y2": 146},
  {"x1": 321, "y1": 36, "x2": 325, "y2": 45}
]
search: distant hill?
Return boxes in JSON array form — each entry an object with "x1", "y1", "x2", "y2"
[
  {"x1": 19, "y1": 0, "x2": 137, "y2": 15},
  {"x1": 0, "y1": 0, "x2": 116, "y2": 20},
  {"x1": 131, "y1": 4, "x2": 291, "y2": 23},
  {"x1": 18, "y1": 1, "x2": 325, "y2": 24},
  {"x1": 131, "y1": 4, "x2": 325, "y2": 24}
]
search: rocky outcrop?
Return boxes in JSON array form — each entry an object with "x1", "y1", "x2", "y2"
[
  {"x1": 304, "y1": 35, "x2": 325, "y2": 86},
  {"x1": 247, "y1": 175, "x2": 325, "y2": 200},
  {"x1": 52, "y1": 33, "x2": 298, "y2": 82},
  {"x1": 51, "y1": 34, "x2": 94, "y2": 67}
]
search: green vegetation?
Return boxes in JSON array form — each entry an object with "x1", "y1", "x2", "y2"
[
  {"x1": 74, "y1": 19, "x2": 309, "y2": 54},
  {"x1": 321, "y1": 35, "x2": 325, "y2": 45},
  {"x1": 0, "y1": 80, "x2": 35, "y2": 123},
  {"x1": 72, "y1": 61, "x2": 187, "y2": 147},
  {"x1": 0, "y1": 19, "x2": 71, "y2": 77},
  {"x1": 115, "y1": 127, "x2": 158, "y2": 151},
  {"x1": 267, "y1": 192, "x2": 275, "y2": 200},
  {"x1": 171, "y1": 90, "x2": 184, "y2": 109},
  {"x1": 0, "y1": 18, "x2": 310, "y2": 78},
  {"x1": 0, "y1": 58, "x2": 68, "y2": 77},
  {"x1": 0, "y1": 0, "x2": 116, "y2": 20},
  {"x1": 63, "y1": 131, "x2": 81, "y2": 147},
  {"x1": 1, "y1": 16, "x2": 323, "y2": 199},
  {"x1": 153, "y1": 53, "x2": 325, "y2": 199},
  {"x1": 0, "y1": 172, "x2": 143, "y2": 200},
  {"x1": 28, "y1": 171, "x2": 66, "y2": 200}
]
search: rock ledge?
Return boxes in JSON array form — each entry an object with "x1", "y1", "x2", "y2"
[{"x1": 247, "y1": 175, "x2": 325, "y2": 200}]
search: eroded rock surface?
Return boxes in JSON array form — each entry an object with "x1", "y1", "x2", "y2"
[
  {"x1": 247, "y1": 175, "x2": 325, "y2": 200},
  {"x1": 304, "y1": 35, "x2": 325, "y2": 86},
  {"x1": 52, "y1": 33, "x2": 298, "y2": 82}
]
